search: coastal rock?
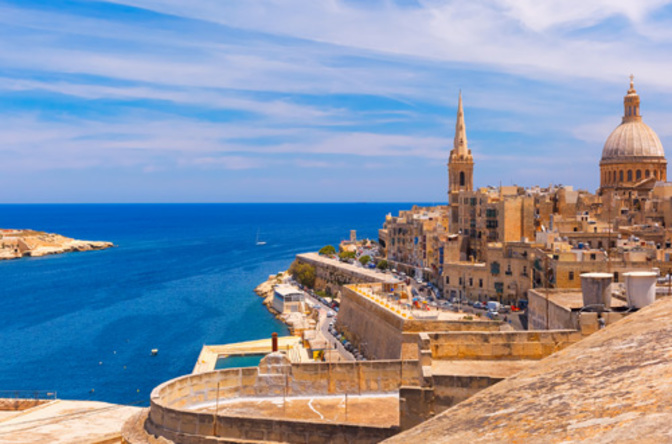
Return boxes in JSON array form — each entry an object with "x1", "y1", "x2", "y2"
[{"x1": 0, "y1": 229, "x2": 114, "y2": 260}]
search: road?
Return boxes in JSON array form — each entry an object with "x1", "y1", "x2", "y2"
[{"x1": 303, "y1": 292, "x2": 355, "y2": 362}]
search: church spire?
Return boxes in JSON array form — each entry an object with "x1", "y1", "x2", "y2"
[
  {"x1": 623, "y1": 74, "x2": 641, "y2": 123},
  {"x1": 453, "y1": 90, "x2": 468, "y2": 156}
]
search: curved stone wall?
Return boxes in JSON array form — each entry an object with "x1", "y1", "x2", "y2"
[{"x1": 125, "y1": 357, "x2": 419, "y2": 444}]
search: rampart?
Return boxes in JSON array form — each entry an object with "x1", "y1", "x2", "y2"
[
  {"x1": 425, "y1": 330, "x2": 581, "y2": 360},
  {"x1": 398, "y1": 329, "x2": 581, "y2": 430},
  {"x1": 295, "y1": 253, "x2": 397, "y2": 295},
  {"x1": 338, "y1": 285, "x2": 502, "y2": 360},
  {"x1": 124, "y1": 356, "x2": 419, "y2": 444}
]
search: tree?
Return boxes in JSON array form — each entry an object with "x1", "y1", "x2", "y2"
[
  {"x1": 359, "y1": 255, "x2": 371, "y2": 266},
  {"x1": 376, "y1": 259, "x2": 388, "y2": 270},
  {"x1": 318, "y1": 245, "x2": 336, "y2": 256},
  {"x1": 289, "y1": 261, "x2": 316, "y2": 288},
  {"x1": 338, "y1": 250, "x2": 356, "y2": 262}
]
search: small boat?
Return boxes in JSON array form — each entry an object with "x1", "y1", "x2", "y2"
[
  {"x1": 255, "y1": 229, "x2": 267, "y2": 246},
  {"x1": 151, "y1": 349, "x2": 159, "y2": 356}
]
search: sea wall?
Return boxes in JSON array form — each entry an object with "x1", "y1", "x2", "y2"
[{"x1": 295, "y1": 253, "x2": 396, "y2": 295}]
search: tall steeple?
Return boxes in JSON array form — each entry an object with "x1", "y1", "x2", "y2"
[
  {"x1": 454, "y1": 91, "x2": 468, "y2": 155},
  {"x1": 448, "y1": 91, "x2": 474, "y2": 212}
]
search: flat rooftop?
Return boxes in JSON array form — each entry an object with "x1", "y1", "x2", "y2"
[
  {"x1": 0, "y1": 400, "x2": 139, "y2": 444},
  {"x1": 431, "y1": 360, "x2": 537, "y2": 379},
  {"x1": 353, "y1": 285, "x2": 485, "y2": 322},
  {"x1": 530, "y1": 289, "x2": 627, "y2": 310},
  {"x1": 193, "y1": 336, "x2": 303, "y2": 373},
  {"x1": 190, "y1": 394, "x2": 399, "y2": 428}
]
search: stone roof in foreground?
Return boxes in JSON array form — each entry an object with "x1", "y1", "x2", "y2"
[{"x1": 385, "y1": 297, "x2": 672, "y2": 444}]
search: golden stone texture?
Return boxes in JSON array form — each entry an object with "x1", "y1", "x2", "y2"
[{"x1": 383, "y1": 296, "x2": 672, "y2": 444}]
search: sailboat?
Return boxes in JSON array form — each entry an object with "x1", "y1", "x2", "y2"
[{"x1": 255, "y1": 229, "x2": 267, "y2": 246}]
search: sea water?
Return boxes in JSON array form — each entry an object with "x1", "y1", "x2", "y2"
[{"x1": 0, "y1": 203, "x2": 414, "y2": 405}]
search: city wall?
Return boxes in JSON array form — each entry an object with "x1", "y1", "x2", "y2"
[
  {"x1": 295, "y1": 253, "x2": 395, "y2": 295},
  {"x1": 425, "y1": 330, "x2": 581, "y2": 360},
  {"x1": 126, "y1": 357, "x2": 419, "y2": 444},
  {"x1": 337, "y1": 285, "x2": 502, "y2": 360},
  {"x1": 397, "y1": 329, "x2": 582, "y2": 430}
]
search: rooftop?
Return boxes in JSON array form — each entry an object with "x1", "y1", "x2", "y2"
[
  {"x1": 384, "y1": 296, "x2": 672, "y2": 444},
  {"x1": 529, "y1": 289, "x2": 628, "y2": 311}
]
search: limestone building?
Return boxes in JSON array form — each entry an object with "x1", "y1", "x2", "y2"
[
  {"x1": 448, "y1": 92, "x2": 474, "y2": 224},
  {"x1": 600, "y1": 76, "x2": 667, "y2": 192}
]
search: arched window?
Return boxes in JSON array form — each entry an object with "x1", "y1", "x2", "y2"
[
  {"x1": 636, "y1": 170, "x2": 642, "y2": 181},
  {"x1": 459, "y1": 171, "x2": 465, "y2": 187},
  {"x1": 619, "y1": 170, "x2": 624, "y2": 182},
  {"x1": 645, "y1": 170, "x2": 650, "y2": 178},
  {"x1": 627, "y1": 170, "x2": 633, "y2": 181}
]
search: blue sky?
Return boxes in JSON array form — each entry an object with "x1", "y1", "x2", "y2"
[{"x1": 1, "y1": 0, "x2": 672, "y2": 203}]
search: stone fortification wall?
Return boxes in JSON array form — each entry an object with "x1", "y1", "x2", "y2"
[
  {"x1": 134, "y1": 359, "x2": 418, "y2": 444},
  {"x1": 426, "y1": 330, "x2": 581, "y2": 360},
  {"x1": 338, "y1": 286, "x2": 502, "y2": 360},
  {"x1": 338, "y1": 286, "x2": 406, "y2": 360},
  {"x1": 295, "y1": 253, "x2": 395, "y2": 295}
]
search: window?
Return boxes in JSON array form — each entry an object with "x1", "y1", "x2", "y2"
[
  {"x1": 620, "y1": 170, "x2": 624, "y2": 181},
  {"x1": 614, "y1": 272, "x2": 619, "y2": 283},
  {"x1": 460, "y1": 171, "x2": 465, "y2": 187},
  {"x1": 522, "y1": 266, "x2": 528, "y2": 276},
  {"x1": 469, "y1": 278, "x2": 473, "y2": 287},
  {"x1": 494, "y1": 282, "x2": 504, "y2": 294},
  {"x1": 627, "y1": 170, "x2": 633, "y2": 181},
  {"x1": 446, "y1": 276, "x2": 450, "y2": 285},
  {"x1": 491, "y1": 262, "x2": 500, "y2": 275},
  {"x1": 645, "y1": 170, "x2": 650, "y2": 178},
  {"x1": 479, "y1": 279, "x2": 483, "y2": 288},
  {"x1": 569, "y1": 271, "x2": 574, "y2": 281},
  {"x1": 590, "y1": 253, "x2": 596, "y2": 260},
  {"x1": 636, "y1": 170, "x2": 642, "y2": 181}
]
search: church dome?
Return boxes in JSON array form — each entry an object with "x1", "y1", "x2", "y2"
[
  {"x1": 600, "y1": 77, "x2": 665, "y2": 165},
  {"x1": 600, "y1": 120, "x2": 665, "y2": 163}
]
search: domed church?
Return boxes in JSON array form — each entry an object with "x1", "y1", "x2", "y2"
[{"x1": 599, "y1": 76, "x2": 667, "y2": 192}]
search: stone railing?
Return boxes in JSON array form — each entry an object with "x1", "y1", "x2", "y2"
[{"x1": 139, "y1": 355, "x2": 419, "y2": 444}]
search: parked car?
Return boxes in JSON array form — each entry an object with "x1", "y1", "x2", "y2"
[{"x1": 327, "y1": 310, "x2": 335, "y2": 318}]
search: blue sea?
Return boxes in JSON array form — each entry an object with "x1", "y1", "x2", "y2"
[{"x1": 0, "y1": 204, "x2": 414, "y2": 405}]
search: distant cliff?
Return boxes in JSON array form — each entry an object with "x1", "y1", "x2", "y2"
[{"x1": 0, "y1": 229, "x2": 113, "y2": 260}]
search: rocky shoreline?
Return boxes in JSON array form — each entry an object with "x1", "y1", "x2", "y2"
[{"x1": 0, "y1": 229, "x2": 114, "y2": 260}]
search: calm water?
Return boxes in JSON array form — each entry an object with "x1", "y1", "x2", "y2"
[{"x1": 0, "y1": 204, "x2": 413, "y2": 405}]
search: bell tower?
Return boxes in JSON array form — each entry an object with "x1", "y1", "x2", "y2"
[{"x1": 448, "y1": 91, "x2": 474, "y2": 208}]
